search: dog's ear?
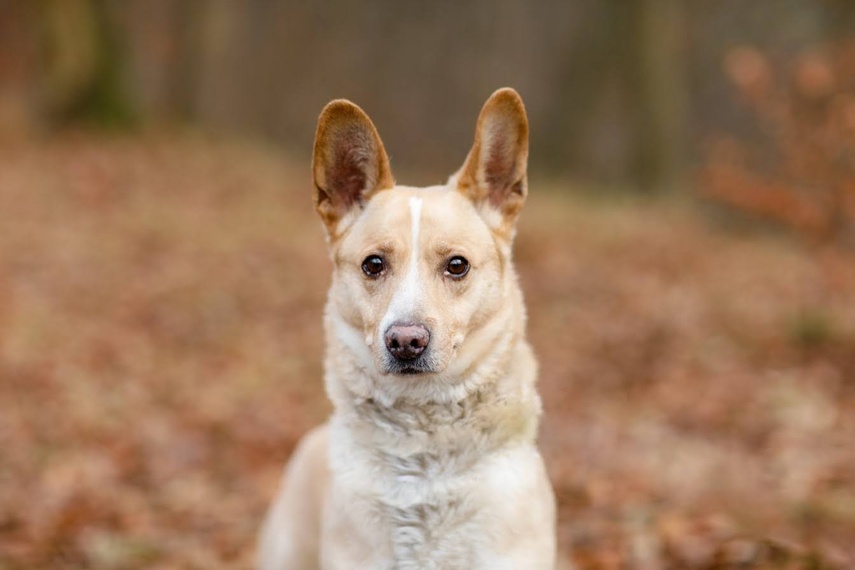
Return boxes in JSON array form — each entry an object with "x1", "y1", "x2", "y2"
[
  {"x1": 454, "y1": 88, "x2": 529, "y2": 237},
  {"x1": 313, "y1": 100, "x2": 395, "y2": 236}
]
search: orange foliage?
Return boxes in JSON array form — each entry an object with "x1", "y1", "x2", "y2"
[{"x1": 702, "y1": 42, "x2": 855, "y2": 245}]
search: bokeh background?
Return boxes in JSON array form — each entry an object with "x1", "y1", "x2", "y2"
[{"x1": 1, "y1": 1, "x2": 854, "y2": 568}]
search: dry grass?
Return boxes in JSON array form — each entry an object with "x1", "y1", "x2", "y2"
[{"x1": 1, "y1": 135, "x2": 853, "y2": 568}]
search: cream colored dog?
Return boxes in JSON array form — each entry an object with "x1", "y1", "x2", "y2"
[{"x1": 258, "y1": 88, "x2": 556, "y2": 569}]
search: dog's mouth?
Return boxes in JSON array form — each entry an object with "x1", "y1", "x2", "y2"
[{"x1": 384, "y1": 357, "x2": 436, "y2": 376}]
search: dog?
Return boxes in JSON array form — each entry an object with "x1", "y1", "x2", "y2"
[{"x1": 257, "y1": 88, "x2": 556, "y2": 569}]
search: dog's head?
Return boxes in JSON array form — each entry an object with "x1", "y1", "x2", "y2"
[{"x1": 313, "y1": 89, "x2": 529, "y2": 387}]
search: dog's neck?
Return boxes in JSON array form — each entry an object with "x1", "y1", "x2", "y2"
[{"x1": 350, "y1": 373, "x2": 537, "y2": 455}]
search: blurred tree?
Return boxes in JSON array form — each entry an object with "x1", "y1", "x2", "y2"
[
  {"x1": 822, "y1": 0, "x2": 855, "y2": 38},
  {"x1": 39, "y1": 0, "x2": 135, "y2": 127},
  {"x1": 550, "y1": 0, "x2": 687, "y2": 192},
  {"x1": 0, "y1": 0, "x2": 39, "y2": 136},
  {"x1": 168, "y1": 1, "x2": 202, "y2": 121},
  {"x1": 633, "y1": 0, "x2": 688, "y2": 194}
]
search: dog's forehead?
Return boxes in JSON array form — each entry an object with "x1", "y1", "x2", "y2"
[
  {"x1": 368, "y1": 185, "x2": 456, "y2": 215},
  {"x1": 344, "y1": 186, "x2": 491, "y2": 248}
]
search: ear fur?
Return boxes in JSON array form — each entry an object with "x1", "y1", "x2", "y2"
[
  {"x1": 312, "y1": 100, "x2": 394, "y2": 236},
  {"x1": 455, "y1": 88, "x2": 529, "y2": 236}
]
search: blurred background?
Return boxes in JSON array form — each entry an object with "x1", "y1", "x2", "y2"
[{"x1": 1, "y1": 1, "x2": 854, "y2": 568}]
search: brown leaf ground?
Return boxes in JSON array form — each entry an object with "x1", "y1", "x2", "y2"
[{"x1": 1, "y1": 135, "x2": 853, "y2": 569}]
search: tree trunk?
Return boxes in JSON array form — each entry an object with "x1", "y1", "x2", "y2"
[{"x1": 629, "y1": 0, "x2": 688, "y2": 193}]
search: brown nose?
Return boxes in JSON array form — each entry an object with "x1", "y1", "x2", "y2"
[{"x1": 384, "y1": 323, "x2": 430, "y2": 361}]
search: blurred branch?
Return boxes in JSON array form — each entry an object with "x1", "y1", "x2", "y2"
[{"x1": 701, "y1": 43, "x2": 855, "y2": 247}]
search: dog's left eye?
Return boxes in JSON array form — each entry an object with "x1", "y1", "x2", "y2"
[
  {"x1": 445, "y1": 256, "x2": 470, "y2": 278},
  {"x1": 361, "y1": 255, "x2": 386, "y2": 277}
]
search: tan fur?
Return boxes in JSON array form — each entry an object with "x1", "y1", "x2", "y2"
[{"x1": 258, "y1": 89, "x2": 556, "y2": 569}]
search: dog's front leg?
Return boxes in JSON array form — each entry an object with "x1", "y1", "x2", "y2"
[{"x1": 257, "y1": 425, "x2": 329, "y2": 570}]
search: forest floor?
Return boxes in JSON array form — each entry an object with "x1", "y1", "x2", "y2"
[{"x1": 1, "y1": 135, "x2": 854, "y2": 569}]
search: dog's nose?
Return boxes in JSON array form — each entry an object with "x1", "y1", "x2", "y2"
[{"x1": 384, "y1": 323, "x2": 430, "y2": 361}]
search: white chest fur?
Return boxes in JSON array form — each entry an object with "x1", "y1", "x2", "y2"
[{"x1": 324, "y1": 390, "x2": 542, "y2": 569}]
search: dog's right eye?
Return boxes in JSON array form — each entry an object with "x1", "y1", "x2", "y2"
[{"x1": 361, "y1": 255, "x2": 385, "y2": 277}]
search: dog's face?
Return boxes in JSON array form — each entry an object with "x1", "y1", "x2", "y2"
[{"x1": 313, "y1": 89, "x2": 529, "y2": 382}]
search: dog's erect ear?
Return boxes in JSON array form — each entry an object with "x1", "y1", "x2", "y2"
[
  {"x1": 454, "y1": 88, "x2": 529, "y2": 236},
  {"x1": 313, "y1": 100, "x2": 394, "y2": 235}
]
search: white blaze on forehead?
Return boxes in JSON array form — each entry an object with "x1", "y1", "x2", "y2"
[
  {"x1": 379, "y1": 197, "x2": 423, "y2": 334},
  {"x1": 408, "y1": 196, "x2": 422, "y2": 259}
]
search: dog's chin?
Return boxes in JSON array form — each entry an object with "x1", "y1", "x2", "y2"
[
  {"x1": 381, "y1": 356, "x2": 445, "y2": 377},
  {"x1": 383, "y1": 362, "x2": 433, "y2": 376}
]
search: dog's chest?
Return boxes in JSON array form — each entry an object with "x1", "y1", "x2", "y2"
[
  {"x1": 331, "y1": 399, "x2": 510, "y2": 568},
  {"x1": 374, "y1": 447, "x2": 486, "y2": 569}
]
